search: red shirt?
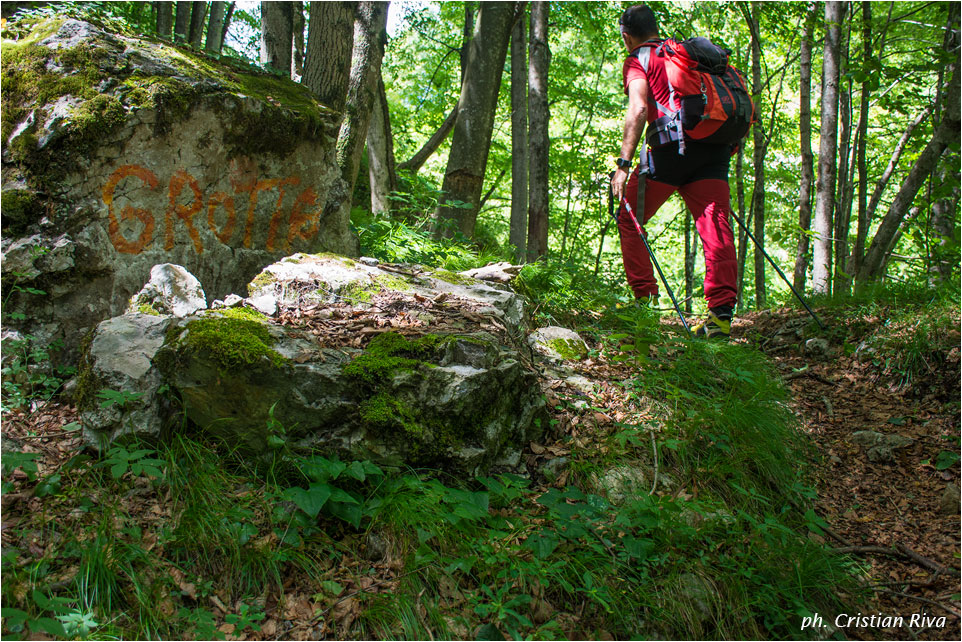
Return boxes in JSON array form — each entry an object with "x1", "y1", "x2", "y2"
[{"x1": 622, "y1": 43, "x2": 674, "y2": 124}]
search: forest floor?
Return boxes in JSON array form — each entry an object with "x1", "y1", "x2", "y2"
[
  {"x1": 741, "y1": 306, "x2": 961, "y2": 641},
  {"x1": 1, "y1": 296, "x2": 959, "y2": 640}
]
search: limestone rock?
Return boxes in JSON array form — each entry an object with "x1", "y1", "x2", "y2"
[
  {"x1": 539, "y1": 456, "x2": 569, "y2": 483},
  {"x1": 804, "y1": 337, "x2": 831, "y2": 356},
  {"x1": 939, "y1": 483, "x2": 960, "y2": 516},
  {"x1": 851, "y1": 430, "x2": 914, "y2": 463},
  {"x1": 79, "y1": 313, "x2": 174, "y2": 448},
  {"x1": 590, "y1": 465, "x2": 648, "y2": 505},
  {"x1": 157, "y1": 317, "x2": 544, "y2": 476},
  {"x1": 127, "y1": 264, "x2": 207, "y2": 317},
  {"x1": 528, "y1": 326, "x2": 589, "y2": 361},
  {"x1": 1, "y1": 17, "x2": 355, "y2": 355},
  {"x1": 460, "y1": 262, "x2": 523, "y2": 283},
  {"x1": 245, "y1": 253, "x2": 526, "y2": 326}
]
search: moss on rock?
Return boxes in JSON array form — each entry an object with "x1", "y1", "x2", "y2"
[
  {"x1": 548, "y1": 337, "x2": 587, "y2": 360},
  {"x1": 0, "y1": 188, "x2": 41, "y2": 229},
  {"x1": 180, "y1": 315, "x2": 285, "y2": 370},
  {"x1": 74, "y1": 330, "x2": 102, "y2": 411}
]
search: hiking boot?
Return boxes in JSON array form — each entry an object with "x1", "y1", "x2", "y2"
[
  {"x1": 693, "y1": 306, "x2": 733, "y2": 340},
  {"x1": 635, "y1": 294, "x2": 659, "y2": 308}
]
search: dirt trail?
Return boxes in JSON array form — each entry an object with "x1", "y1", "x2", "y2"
[{"x1": 740, "y1": 308, "x2": 961, "y2": 641}]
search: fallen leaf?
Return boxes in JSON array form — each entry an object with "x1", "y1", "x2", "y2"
[{"x1": 529, "y1": 442, "x2": 545, "y2": 455}]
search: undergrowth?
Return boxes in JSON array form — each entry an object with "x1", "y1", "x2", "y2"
[{"x1": 2, "y1": 304, "x2": 865, "y2": 640}]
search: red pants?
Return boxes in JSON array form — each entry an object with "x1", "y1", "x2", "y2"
[{"x1": 618, "y1": 173, "x2": 737, "y2": 310}]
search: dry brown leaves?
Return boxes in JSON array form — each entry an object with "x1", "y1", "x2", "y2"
[{"x1": 744, "y1": 308, "x2": 961, "y2": 642}]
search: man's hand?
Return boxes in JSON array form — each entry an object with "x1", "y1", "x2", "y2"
[{"x1": 611, "y1": 167, "x2": 630, "y2": 205}]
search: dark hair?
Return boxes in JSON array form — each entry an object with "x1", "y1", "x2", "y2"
[{"x1": 619, "y1": 5, "x2": 658, "y2": 40}]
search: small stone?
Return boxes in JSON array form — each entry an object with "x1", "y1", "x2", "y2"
[
  {"x1": 939, "y1": 484, "x2": 960, "y2": 516},
  {"x1": 359, "y1": 256, "x2": 379, "y2": 266},
  {"x1": 363, "y1": 531, "x2": 389, "y2": 561},
  {"x1": 528, "y1": 327, "x2": 589, "y2": 362},
  {"x1": 127, "y1": 264, "x2": 207, "y2": 318},
  {"x1": 539, "y1": 457, "x2": 569, "y2": 483},
  {"x1": 246, "y1": 293, "x2": 278, "y2": 316},
  {"x1": 851, "y1": 430, "x2": 914, "y2": 463},
  {"x1": 591, "y1": 465, "x2": 648, "y2": 505},
  {"x1": 829, "y1": 455, "x2": 843, "y2": 466},
  {"x1": 804, "y1": 337, "x2": 830, "y2": 356},
  {"x1": 223, "y1": 294, "x2": 243, "y2": 307}
]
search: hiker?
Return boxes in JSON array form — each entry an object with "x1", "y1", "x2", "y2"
[{"x1": 611, "y1": 4, "x2": 740, "y2": 339}]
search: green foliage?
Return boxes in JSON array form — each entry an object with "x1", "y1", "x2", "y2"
[
  {"x1": 352, "y1": 208, "x2": 504, "y2": 271},
  {"x1": 94, "y1": 446, "x2": 165, "y2": 480},
  {"x1": 513, "y1": 260, "x2": 626, "y2": 326}
]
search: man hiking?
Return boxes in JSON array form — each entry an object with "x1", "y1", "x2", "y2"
[{"x1": 611, "y1": 4, "x2": 739, "y2": 339}]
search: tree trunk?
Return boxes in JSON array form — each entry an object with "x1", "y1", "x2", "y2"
[
  {"x1": 684, "y1": 215, "x2": 696, "y2": 314},
  {"x1": 735, "y1": 146, "x2": 749, "y2": 306},
  {"x1": 292, "y1": 1, "x2": 305, "y2": 76},
  {"x1": 221, "y1": 2, "x2": 235, "y2": 46},
  {"x1": 811, "y1": 0, "x2": 846, "y2": 294},
  {"x1": 205, "y1": 1, "x2": 226, "y2": 53},
  {"x1": 510, "y1": 6, "x2": 528, "y2": 262},
  {"x1": 174, "y1": 1, "x2": 191, "y2": 43},
  {"x1": 368, "y1": 74, "x2": 398, "y2": 216},
  {"x1": 857, "y1": 66, "x2": 960, "y2": 283},
  {"x1": 261, "y1": 1, "x2": 293, "y2": 76},
  {"x1": 793, "y1": 3, "x2": 815, "y2": 292},
  {"x1": 303, "y1": 2, "x2": 355, "y2": 113},
  {"x1": 526, "y1": 0, "x2": 549, "y2": 259},
  {"x1": 336, "y1": 1, "x2": 390, "y2": 193},
  {"x1": 845, "y1": 1, "x2": 872, "y2": 281},
  {"x1": 188, "y1": 1, "x2": 207, "y2": 48},
  {"x1": 833, "y1": 13, "x2": 854, "y2": 293},
  {"x1": 930, "y1": 3, "x2": 960, "y2": 285},
  {"x1": 748, "y1": 2, "x2": 766, "y2": 307},
  {"x1": 157, "y1": 1, "x2": 173, "y2": 40},
  {"x1": 434, "y1": 1, "x2": 515, "y2": 239}
]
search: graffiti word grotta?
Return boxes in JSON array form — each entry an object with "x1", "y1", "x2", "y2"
[{"x1": 102, "y1": 164, "x2": 324, "y2": 255}]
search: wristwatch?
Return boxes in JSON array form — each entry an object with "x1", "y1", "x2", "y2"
[{"x1": 616, "y1": 158, "x2": 632, "y2": 170}]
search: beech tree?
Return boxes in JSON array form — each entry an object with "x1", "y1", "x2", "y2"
[
  {"x1": 857, "y1": 65, "x2": 960, "y2": 283},
  {"x1": 510, "y1": 4, "x2": 528, "y2": 262},
  {"x1": 174, "y1": 0, "x2": 191, "y2": 43},
  {"x1": 336, "y1": 1, "x2": 390, "y2": 191},
  {"x1": 156, "y1": 1, "x2": 173, "y2": 40},
  {"x1": 367, "y1": 74, "x2": 398, "y2": 215},
  {"x1": 746, "y1": 2, "x2": 766, "y2": 306},
  {"x1": 435, "y1": 1, "x2": 515, "y2": 239},
  {"x1": 526, "y1": 0, "x2": 549, "y2": 260},
  {"x1": 187, "y1": 1, "x2": 207, "y2": 48},
  {"x1": 292, "y1": 1, "x2": 305, "y2": 76},
  {"x1": 205, "y1": 1, "x2": 228, "y2": 53},
  {"x1": 261, "y1": 1, "x2": 293, "y2": 77},
  {"x1": 303, "y1": 1, "x2": 356, "y2": 112},
  {"x1": 792, "y1": 3, "x2": 815, "y2": 292},
  {"x1": 811, "y1": 1, "x2": 846, "y2": 295}
]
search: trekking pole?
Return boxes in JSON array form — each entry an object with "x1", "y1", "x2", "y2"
[
  {"x1": 728, "y1": 209, "x2": 826, "y2": 330},
  {"x1": 608, "y1": 175, "x2": 692, "y2": 338}
]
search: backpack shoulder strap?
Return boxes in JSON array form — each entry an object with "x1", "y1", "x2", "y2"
[{"x1": 635, "y1": 38, "x2": 664, "y2": 73}]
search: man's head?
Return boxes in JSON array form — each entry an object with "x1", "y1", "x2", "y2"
[{"x1": 619, "y1": 5, "x2": 659, "y2": 49}]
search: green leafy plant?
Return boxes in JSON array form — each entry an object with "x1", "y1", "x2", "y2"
[{"x1": 95, "y1": 446, "x2": 165, "y2": 480}]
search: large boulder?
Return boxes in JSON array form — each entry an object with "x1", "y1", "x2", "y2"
[
  {"x1": 81, "y1": 257, "x2": 546, "y2": 475},
  {"x1": 1, "y1": 17, "x2": 356, "y2": 354}
]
